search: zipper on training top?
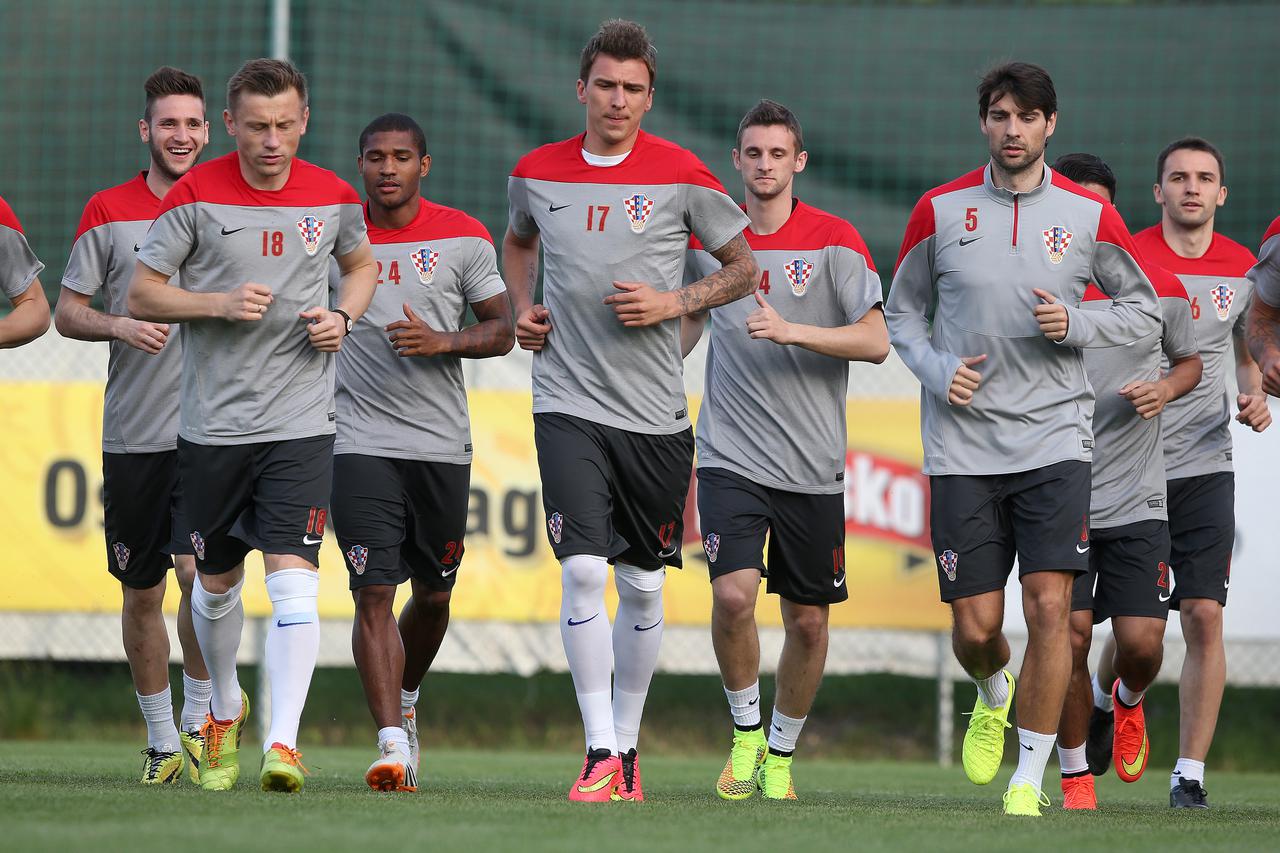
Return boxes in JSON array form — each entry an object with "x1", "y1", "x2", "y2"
[{"x1": 1010, "y1": 194, "x2": 1020, "y2": 253}]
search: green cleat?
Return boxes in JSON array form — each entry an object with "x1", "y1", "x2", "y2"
[
  {"x1": 716, "y1": 727, "x2": 766, "y2": 801},
  {"x1": 757, "y1": 752, "x2": 797, "y2": 801},
  {"x1": 962, "y1": 671, "x2": 1014, "y2": 785},
  {"x1": 197, "y1": 689, "x2": 249, "y2": 791},
  {"x1": 139, "y1": 747, "x2": 183, "y2": 785},
  {"x1": 260, "y1": 743, "x2": 309, "y2": 793},
  {"x1": 179, "y1": 730, "x2": 204, "y2": 785},
  {"x1": 1003, "y1": 782, "x2": 1049, "y2": 816}
]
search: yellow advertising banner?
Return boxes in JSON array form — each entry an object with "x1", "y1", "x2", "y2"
[{"x1": 0, "y1": 383, "x2": 948, "y2": 630}]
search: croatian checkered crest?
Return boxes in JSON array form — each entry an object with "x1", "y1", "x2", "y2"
[
  {"x1": 296, "y1": 215, "x2": 325, "y2": 256},
  {"x1": 410, "y1": 247, "x2": 440, "y2": 284},
  {"x1": 623, "y1": 193, "x2": 655, "y2": 233},
  {"x1": 703, "y1": 532, "x2": 721, "y2": 564},
  {"x1": 939, "y1": 549, "x2": 958, "y2": 582},
  {"x1": 548, "y1": 512, "x2": 564, "y2": 545},
  {"x1": 1209, "y1": 283, "x2": 1235, "y2": 321},
  {"x1": 346, "y1": 544, "x2": 369, "y2": 576},
  {"x1": 112, "y1": 542, "x2": 131, "y2": 574}
]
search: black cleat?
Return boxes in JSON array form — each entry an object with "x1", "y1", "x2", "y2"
[
  {"x1": 1170, "y1": 777, "x2": 1210, "y2": 809},
  {"x1": 1085, "y1": 706, "x2": 1114, "y2": 776}
]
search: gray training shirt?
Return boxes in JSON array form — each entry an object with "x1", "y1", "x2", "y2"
[
  {"x1": 335, "y1": 200, "x2": 506, "y2": 463},
  {"x1": 0, "y1": 196, "x2": 43, "y2": 299},
  {"x1": 139, "y1": 152, "x2": 367, "y2": 446},
  {"x1": 689, "y1": 200, "x2": 882, "y2": 494},
  {"x1": 887, "y1": 164, "x2": 1160, "y2": 477},
  {"x1": 508, "y1": 130, "x2": 750, "y2": 434},
  {"x1": 1250, "y1": 217, "x2": 1280, "y2": 308}
]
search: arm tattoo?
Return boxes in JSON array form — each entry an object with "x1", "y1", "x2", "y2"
[
  {"x1": 1246, "y1": 301, "x2": 1280, "y2": 365},
  {"x1": 676, "y1": 233, "x2": 758, "y2": 316},
  {"x1": 442, "y1": 294, "x2": 515, "y2": 359},
  {"x1": 526, "y1": 259, "x2": 539, "y2": 304}
]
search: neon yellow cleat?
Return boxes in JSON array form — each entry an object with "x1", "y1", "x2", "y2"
[
  {"x1": 962, "y1": 671, "x2": 1014, "y2": 785},
  {"x1": 197, "y1": 689, "x2": 249, "y2": 791},
  {"x1": 716, "y1": 727, "x2": 766, "y2": 801},
  {"x1": 180, "y1": 730, "x2": 204, "y2": 785},
  {"x1": 139, "y1": 747, "x2": 183, "y2": 785},
  {"x1": 757, "y1": 752, "x2": 797, "y2": 801},
  {"x1": 260, "y1": 743, "x2": 309, "y2": 793},
  {"x1": 1003, "y1": 782, "x2": 1050, "y2": 816}
]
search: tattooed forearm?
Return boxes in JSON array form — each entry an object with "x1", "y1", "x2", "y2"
[
  {"x1": 1245, "y1": 300, "x2": 1280, "y2": 368},
  {"x1": 675, "y1": 233, "x2": 759, "y2": 316},
  {"x1": 450, "y1": 292, "x2": 515, "y2": 358},
  {"x1": 526, "y1": 260, "x2": 539, "y2": 304}
]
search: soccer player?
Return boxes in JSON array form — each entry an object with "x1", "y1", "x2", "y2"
[
  {"x1": 503, "y1": 19, "x2": 756, "y2": 802},
  {"x1": 885, "y1": 63, "x2": 1159, "y2": 816},
  {"x1": 0, "y1": 196, "x2": 50, "y2": 348},
  {"x1": 334, "y1": 113, "x2": 513, "y2": 793},
  {"x1": 127, "y1": 58, "x2": 377, "y2": 793},
  {"x1": 683, "y1": 101, "x2": 887, "y2": 801},
  {"x1": 54, "y1": 67, "x2": 213, "y2": 785},
  {"x1": 1049, "y1": 153, "x2": 1202, "y2": 810},
  {"x1": 1245, "y1": 218, "x2": 1280, "y2": 396},
  {"x1": 1125, "y1": 138, "x2": 1270, "y2": 808}
]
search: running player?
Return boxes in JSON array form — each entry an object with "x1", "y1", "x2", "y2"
[
  {"x1": 1049, "y1": 153, "x2": 1202, "y2": 810},
  {"x1": 54, "y1": 67, "x2": 213, "y2": 785},
  {"x1": 1127, "y1": 137, "x2": 1270, "y2": 808},
  {"x1": 885, "y1": 63, "x2": 1159, "y2": 816},
  {"x1": 683, "y1": 100, "x2": 887, "y2": 801},
  {"x1": 1245, "y1": 217, "x2": 1280, "y2": 396},
  {"x1": 334, "y1": 113, "x2": 513, "y2": 793},
  {"x1": 504, "y1": 20, "x2": 756, "y2": 802},
  {"x1": 128, "y1": 58, "x2": 377, "y2": 793},
  {"x1": 0, "y1": 196, "x2": 50, "y2": 348}
]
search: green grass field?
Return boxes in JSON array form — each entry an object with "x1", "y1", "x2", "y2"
[{"x1": 2, "y1": 742, "x2": 1277, "y2": 852}]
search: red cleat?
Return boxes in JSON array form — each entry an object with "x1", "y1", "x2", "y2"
[
  {"x1": 1112, "y1": 681, "x2": 1150, "y2": 783},
  {"x1": 1061, "y1": 773, "x2": 1097, "y2": 810},
  {"x1": 568, "y1": 748, "x2": 621, "y2": 803}
]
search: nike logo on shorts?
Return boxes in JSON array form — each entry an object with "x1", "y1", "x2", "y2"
[
  {"x1": 1158, "y1": 591, "x2": 1172, "y2": 603},
  {"x1": 1076, "y1": 544, "x2": 1090, "y2": 554},
  {"x1": 566, "y1": 614, "x2": 598, "y2": 626},
  {"x1": 657, "y1": 544, "x2": 679, "y2": 559},
  {"x1": 834, "y1": 575, "x2": 846, "y2": 588},
  {"x1": 633, "y1": 619, "x2": 662, "y2": 632},
  {"x1": 302, "y1": 535, "x2": 323, "y2": 545},
  {"x1": 441, "y1": 566, "x2": 459, "y2": 578}
]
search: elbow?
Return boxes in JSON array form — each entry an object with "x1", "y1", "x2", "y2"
[
  {"x1": 52, "y1": 300, "x2": 72, "y2": 337},
  {"x1": 497, "y1": 325, "x2": 516, "y2": 356},
  {"x1": 868, "y1": 340, "x2": 891, "y2": 365}
]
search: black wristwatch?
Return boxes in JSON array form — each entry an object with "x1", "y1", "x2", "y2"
[{"x1": 334, "y1": 309, "x2": 353, "y2": 335}]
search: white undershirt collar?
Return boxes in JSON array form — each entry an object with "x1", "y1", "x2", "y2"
[{"x1": 581, "y1": 148, "x2": 631, "y2": 167}]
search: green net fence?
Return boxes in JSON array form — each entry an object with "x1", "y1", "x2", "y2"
[{"x1": 4, "y1": 0, "x2": 1279, "y2": 308}]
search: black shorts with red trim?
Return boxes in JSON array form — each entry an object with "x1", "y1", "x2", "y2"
[{"x1": 103, "y1": 450, "x2": 193, "y2": 589}]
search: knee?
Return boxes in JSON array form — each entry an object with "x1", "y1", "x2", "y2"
[
  {"x1": 783, "y1": 605, "x2": 828, "y2": 649},
  {"x1": 1069, "y1": 621, "x2": 1093, "y2": 664},
  {"x1": 197, "y1": 570, "x2": 236, "y2": 596},
  {"x1": 121, "y1": 582, "x2": 165, "y2": 615},
  {"x1": 712, "y1": 579, "x2": 757, "y2": 623},
  {"x1": 1180, "y1": 600, "x2": 1223, "y2": 642},
  {"x1": 1024, "y1": 583, "x2": 1072, "y2": 627},
  {"x1": 561, "y1": 555, "x2": 607, "y2": 597},
  {"x1": 409, "y1": 587, "x2": 451, "y2": 617},
  {"x1": 173, "y1": 557, "x2": 196, "y2": 594},
  {"x1": 355, "y1": 585, "x2": 396, "y2": 621}
]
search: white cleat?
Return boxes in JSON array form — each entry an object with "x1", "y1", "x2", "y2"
[
  {"x1": 402, "y1": 708, "x2": 420, "y2": 776},
  {"x1": 366, "y1": 741, "x2": 417, "y2": 793}
]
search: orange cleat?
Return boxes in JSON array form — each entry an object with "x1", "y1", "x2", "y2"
[
  {"x1": 568, "y1": 748, "x2": 621, "y2": 803},
  {"x1": 610, "y1": 749, "x2": 643, "y2": 801},
  {"x1": 1061, "y1": 773, "x2": 1097, "y2": 810},
  {"x1": 1111, "y1": 681, "x2": 1150, "y2": 783}
]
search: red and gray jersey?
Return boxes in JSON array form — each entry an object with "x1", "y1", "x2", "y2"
[
  {"x1": 887, "y1": 164, "x2": 1159, "y2": 476},
  {"x1": 0, "y1": 196, "x2": 43, "y2": 300},
  {"x1": 688, "y1": 201, "x2": 882, "y2": 494},
  {"x1": 507, "y1": 130, "x2": 750, "y2": 434},
  {"x1": 1080, "y1": 266, "x2": 1197, "y2": 528},
  {"x1": 335, "y1": 201, "x2": 506, "y2": 463},
  {"x1": 1247, "y1": 216, "x2": 1280, "y2": 308},
  {"x1": 1134, "y1": 226, "x2": 1255, "y2": 479},
  {"x1": 63, "y1": 174, "x2": 182, "y2": 453},
  {"x1": 138, "y1": 152, "x2": 366, "y2": 446}
]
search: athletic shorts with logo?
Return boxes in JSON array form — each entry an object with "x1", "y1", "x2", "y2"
[
  {"x1": 696, "y1": 467, "x2": 847, "y2": 606},
  {"x1": 929, "y1": 460, "x2": 1091, "y2": 602},
  {"x1": 103, "y1": 450, "x2": 193, "y2": 589},
  {"x1": 177, "y1": 434, "x2": 333, "y2": 573},
  {"x1": 1070, "y1": 519, "x2": 1171, "y2": 622},
  {"x1": 534, "y1": 413, "x2": 692, "y2": 571},
  {"x1": 1166, "y1": 472, "x2": 1234, "y2": 608},
  {"x1": 331, "y1": 454, "x2": 469, "y2": 591}
]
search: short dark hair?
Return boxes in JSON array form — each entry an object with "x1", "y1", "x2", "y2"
[
  {"x1": 227, "y1": 58, "x2": 308, "y2": 113},
  {"x1": 736, "y1": 99, "x2": 804, "y2": 153},
  {"x1": 144, "y1": 66, "x2": 204, "y2": 122},
  {"x1": 1052, "y1": 153, "x2": 1117, "y2": 203},
  {"x1": 358, "y1": 113, "x2": 427, "y2": 159},
  {"x1": 978, "y1": 62, "x2": 1057, "y2": 120},
  {"x1": 1155, "y1": 136, "x2": 1225, "y2": 184},
  {"x1": 579, "y1": 19, "x2": 657, "y2": 87}
]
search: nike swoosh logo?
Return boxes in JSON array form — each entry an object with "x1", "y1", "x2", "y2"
[
  {"x1": 220, "y1": 226, "x2": 247, "y2": 236},
  {"x1": 834, "y1": 575, "x2": 846, "y2": 588},
  {"x1": 773, "y1": 724, "x2": 783, "y2": 732},
  {"x1": 440, "y1": 566, "x2": 459, "y2": 578},
  {"x1": 1076, "y1": 544, "x2": 1090, "y2": 553},
  {"x1": 748, "y1": 698, "x2": 758, "y2": 706},
  {"x1": 576, "y1": 771, "x2": 616, "y2": 793},
  {"x1": 133, "y1": 243, "x2": 141, "y2": 253},
  {"x1": 1021, "y1": 743, "x2": 1033, "y2": 751},
  {"x1": 566, "y1": 614, "x2": 598, "y2": 626},
  {"x1": 302, "y1": 535, "x2": 323, "y2": 545},
  {"x1": 959, "y1": 237, "x2": 983, "y2": 246},
  {"x1": 633, "y1": 620, "x2": 662, "y2": 632},
  {"x1": 277, "y1": 619, "x2": 312, "y2": 627},
  {"x1": 1120, "y1": 732, "x2": 1148, "y2": 777},
  {"x1": 657, "y1": 544, "x2": 679, "y2": 558},
  {"x1": 1158, "y1": 591, "x2": 1172, "y2": 603},
  {"x1": 548, "y1": 204, "x2": 571, "y2": 213}
]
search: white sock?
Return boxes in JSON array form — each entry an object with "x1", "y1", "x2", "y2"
[
  {"x1": 1172, "y1": 757, "x2": 1205, "y2": 789},
  {"x1": 767, "y1": 708, "x2": 806, "y2": 755},
  {"x1": 190, "y1": 573, "x2": 245, "y2": 721},
  {"x1": 1092, "y1": 672, "x2": 1114, "y2": 712},
  {"x1": 137, "y1": 688, "x2": 180, "y2": 752},
  {"x1": 1116, "y1": 679, "x2": 1144, "y2": 708},
  {"x1": 725, "y1": 681, "x2": 762, "y2": 729},
  {"x1": 180, "y1": 671, "x2": 212, "y2": 732},
  {"x1": 400, "y1": 687, "x2": 419, "y2": 715},
  {"x1": 559, "y1": 554, "x2": 616, "y2": 753},
  {"x1": 378, "y1": 725, "x2": 409, "y2": 749},
  {"x1": 261, "y1": 568, "x2": 320, "y2": 752},
  {"x1": 1009, "y1": 728, "x2": 1057, "y2": 793},
  {"x1": 1057, "y1": 743, "x2": 1088, "y2": 775},
  {"x1": 974, "y1": 670, "x2": 1009, "y2": 709},
  {"x1": 611, "y1": 563, "x2": 665, "y2": 753}
]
